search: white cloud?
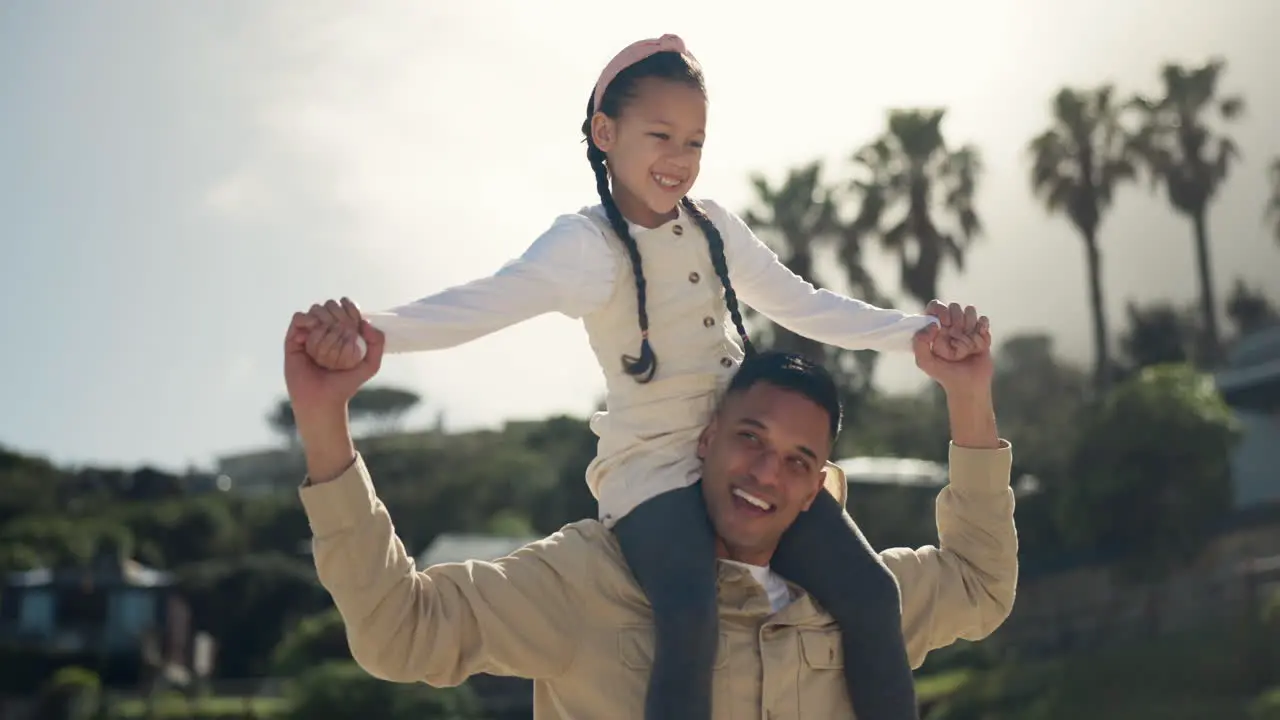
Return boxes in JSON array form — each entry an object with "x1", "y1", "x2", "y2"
[
  {"x1": 203, "y1": 169, "x2": 273, "y2": 219},
  {"x1": 223, "y1": 353, "x2": 257, "y2": 389}
]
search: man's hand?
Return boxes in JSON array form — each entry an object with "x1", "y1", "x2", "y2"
[
  {"x1": 913, "y1": 307, "x2": 999, "y2": 449},
  {"x1": 285, "y1": 311, "x2": 386, "y2": 482},
  {"x1": 923, "y1": 300, "x2": 989, "y2": 363},
  {"x1": 296, "y1": 297, "x2": 367, "y2": 371},
  {"x1": 913, "y1": 305, "x2": 993, "y2": 394},
  {"x1": 286, "y1": 310, "x2": 385, "y2": 415}
]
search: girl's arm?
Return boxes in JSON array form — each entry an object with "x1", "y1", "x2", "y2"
[
  {"x1": 367, "y1": 214, "x2": 616, "y2": 354},
  {"x1": 705, "y1": 200, "x2": 938, "y2": 354}
]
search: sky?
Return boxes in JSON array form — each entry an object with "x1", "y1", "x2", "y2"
[{"x1": 2, "y1": 0, "x2": 1278, "y2": 471}]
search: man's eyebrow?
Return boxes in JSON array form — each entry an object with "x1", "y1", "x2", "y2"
[{"x1": 737, "y1": 417, "x2": 819, "y2": 462}]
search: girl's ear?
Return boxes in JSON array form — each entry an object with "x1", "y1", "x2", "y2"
[
  {"x1": 591, "y1": 112, "x2": 617, "y2": 152},
  {"x1": 696, "y1": 417, "x2": 717, "y2": 460}
]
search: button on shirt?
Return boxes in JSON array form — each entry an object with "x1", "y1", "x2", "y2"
[{"x1": 364, "y1": 199, "x2": 938, "y2": 524}]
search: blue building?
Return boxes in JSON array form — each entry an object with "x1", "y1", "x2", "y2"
[{"x1": 1216, "y1": 325, "x2": 1280, "y2": 508}]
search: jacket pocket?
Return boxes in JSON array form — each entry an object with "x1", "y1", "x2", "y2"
[
  {"x1": 798, "y1": 629, "x2": 849, "y2": 717},
  {"x1": 616, "y1": 625, "x2": 734, "y2": 719},
  {"x1": 618, "y1": 625, "x2": 729, "y2": 670},
  {"x1": 799, "y1": 628, "x2": 844, "y2": 670}
]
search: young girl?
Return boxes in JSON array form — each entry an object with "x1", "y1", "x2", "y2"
[{"x1": 300, "y1": 34, "x2": 983, "y2": 720}]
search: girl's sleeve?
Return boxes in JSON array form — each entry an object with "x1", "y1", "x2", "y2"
[
  {"x1": 704, "y1": 199, "x2": 938, "y2": 354},
  {"x1": 366, "y1": 213, "x2": 617, "y2": 354}
]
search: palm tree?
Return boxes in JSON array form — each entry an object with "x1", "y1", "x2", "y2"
[
  {"x1": 1266, "y1": 157, "x2": 1280, "y2": 244},
  {"x1": 742, "y1": 161, "x2": 883, "y2": 397},
  {"x1": 1028, "y1": 86, "x2": 1136, "y2": 392},
  {"x1": 1225, "y1": 278, "x2": 1278, "y2": 340},
  {"x1": 848, "y1": 108, "x2": 982, "y2": 307},
  {"x1": 742, "y1": 161, "x2": 842, "y2": 361},
  {"x1": 1129, "y1": 58, "x2": 1245, "y2": 365}
]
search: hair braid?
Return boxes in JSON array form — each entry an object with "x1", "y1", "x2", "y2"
[
  {"x1": 681, "y1": 197, "x2": 756, "y2": 358},
  {"x1": 587, "y1": 143, "x2": 658, "y2": 382},
  {"x1": 579, "y1": 49, "x2": 708, "y2": 383}
]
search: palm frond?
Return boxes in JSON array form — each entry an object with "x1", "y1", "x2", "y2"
[
  {"x1": 1266, "y1": 158, "x2": 1280, "y2": 243},
  {"x1": 1219, "y1": 95, "x2": 1245, "y2": 120},
  {"x1": 1127, "y1": 58, "x2": 1242, "y2": 213}
]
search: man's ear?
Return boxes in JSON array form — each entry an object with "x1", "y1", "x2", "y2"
[
  {"x1": 590, "y1": 112, "x2": 617, "y2": 152},
  {"x1": 696, "y1": 417, "x2": 717, "y2": 460}
]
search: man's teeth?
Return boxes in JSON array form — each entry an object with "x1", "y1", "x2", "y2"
[
  {"x1": 652, "y1": 174, "x2": 681, "y2": 187},
  {"x1": 733, "y1": 488, "x2": 773, "y2": 511}
]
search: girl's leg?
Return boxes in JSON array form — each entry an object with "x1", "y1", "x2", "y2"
[
  {"x1": 773, "y1": 490, "x2": 921, "y2": 720},
  {"x1": 613, "y1": 482, "x2": 718, "y2": 720}
]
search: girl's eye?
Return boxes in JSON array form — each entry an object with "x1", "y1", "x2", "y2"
[
  {"x1": 650, "y1": 133, "x2": 670, "y2": 140},
  {"x1": 690, "y1": 141, "x2": 704, "y2": 149}
]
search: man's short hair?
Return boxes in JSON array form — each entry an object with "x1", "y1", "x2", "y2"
[{"x1": 724, "y1": 351, "x2": 843, "y2": 441}]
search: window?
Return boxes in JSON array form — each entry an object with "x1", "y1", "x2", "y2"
[
  {"x1": 18, "y1": 590, "x2": 55, "y2": 636},
  {"x1": 105, "y1": 590, "x2": 156, "y2": 649}
]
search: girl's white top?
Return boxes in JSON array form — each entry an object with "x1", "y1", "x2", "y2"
[{"x1": 365, "y1": 199, "x2": 936, "y2": 527}]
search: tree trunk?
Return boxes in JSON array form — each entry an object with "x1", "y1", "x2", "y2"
[
  {"x1": 1191, "y1": 209, "x2": 1220, "y2": 366},
  {"x1": 903, "y1": 241, "x2": 940, "y2": 307},
  {"x1": 1082, "y1": 229, "x2": 1111, "y2": 393}
]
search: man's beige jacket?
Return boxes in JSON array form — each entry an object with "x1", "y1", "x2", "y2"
[{"x1": 300, "y1": 442, "x2": 1018, "y2": 719}]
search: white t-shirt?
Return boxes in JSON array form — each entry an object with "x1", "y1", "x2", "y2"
[{"x1": 723, "y1": 560, "x2": 794, "y2": 613}]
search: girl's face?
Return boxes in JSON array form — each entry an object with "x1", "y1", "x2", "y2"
[{"x1": 591, "y1": 77, "x2": 707, "y2": 228}]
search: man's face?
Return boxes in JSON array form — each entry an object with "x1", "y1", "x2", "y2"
[{"x1": 697, "y1": 382, "x2": 833, "y2": 566}]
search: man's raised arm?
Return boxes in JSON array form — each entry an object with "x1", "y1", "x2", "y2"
[
  {"x1": 284, "y1": 316, "x2": 584, "y2": 686},
  {"x1": 879, "y1": 318, "x2": 1018, "y2": 668}
]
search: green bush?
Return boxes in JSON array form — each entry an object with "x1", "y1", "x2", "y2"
[
  {"x1": 1250, "y1": 687, "x2": 1280, "y2": 720},
  {"x1": 284, "y1": 661, "x2": 483, "y2": 720},
  {"x1": 1058, "y1": 363, "x2": 1241, "y2": 579},
  {"x1": 271, "y1": 608, "x2": 350, "y2": 677},
  {"x1": 36, "y1": 666, "x2": 102, "y2": 720},
  {"x1": 107, "y1": 693, "x2": 286, "y2": 720}
]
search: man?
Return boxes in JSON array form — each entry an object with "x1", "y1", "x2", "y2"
[{"x1": 284, "y1": 305, "x2": 1017, "y2": 719}]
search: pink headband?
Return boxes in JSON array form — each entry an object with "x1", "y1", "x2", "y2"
[{"x1": 592, "y1": 34, "x2": 694, "y2": 112}]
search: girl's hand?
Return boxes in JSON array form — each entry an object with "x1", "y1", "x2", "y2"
[
  {"x1": 924, "y1": 300, "x2": 989, "y2": 362},
  {"x1": 912, "y1": 321, "x2": 994, "y2": 396},
  {"x1": 298, "y1": 297, "x2": 366, "y2": 371},
  {"x1": 285, "y1": 313, "x2": 385, "y2": 422}
]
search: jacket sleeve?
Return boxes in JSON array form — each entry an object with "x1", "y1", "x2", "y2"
[
  {"x1": 880, "y1": 441, "x2": 1019, "y2": 668},
  {"x1": 299, "y1": 454, "x2": 587, "y2": 685}
]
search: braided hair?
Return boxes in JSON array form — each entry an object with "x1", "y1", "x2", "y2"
[
  {"x1": 580, "y1": 51, "x2": 756, "y2": 383},
  {"x1": 680, "y1": 196, "x2": 754, "y2": 358}
]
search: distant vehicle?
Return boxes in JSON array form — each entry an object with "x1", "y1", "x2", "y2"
[
  {"x1": 835, "y1": 455, "x2": 1040, "y2": 497},
  {"x1": 834, "y1": 456, "x2": 949, "y2": 488}
]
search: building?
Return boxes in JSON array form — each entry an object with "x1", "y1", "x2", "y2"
[
  {"x1": 416, "y1": 533, "x2": 542, "y2": 568},
  {"x1": 0, "y1": 549, "x2": 200, "y2": 687},
  {"x1": 212, "y1": 428, "x2": 448, "y2": 498},
  {"x1": 1216, "y1": 325, "x2": 1280, "y2": 508},
  {"x1": 212, "y1": 447, "x2": 306, "y2": 497}
]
